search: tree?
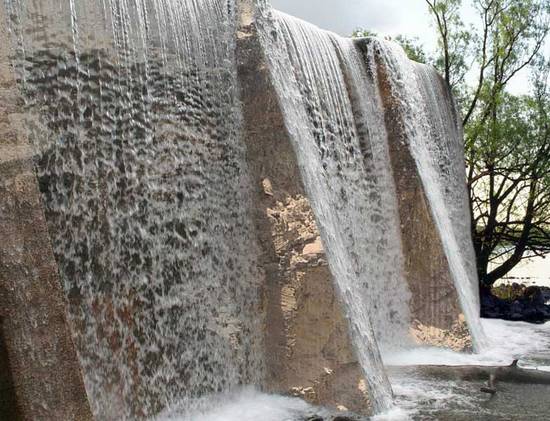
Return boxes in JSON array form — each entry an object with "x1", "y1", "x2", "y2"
[
  {"x1": 469, "y1": 68, "x2": 550, "y2": 286},
  {"x1": 425, "y1": 0, "x2": 472, "y2": 91},
  {"x1": 425, "y1": 0, "x2": 550, "y2": 286}
]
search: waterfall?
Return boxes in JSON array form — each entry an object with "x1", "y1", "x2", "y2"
[
  {"x1": 1, "y1": 0, "x2": 487, "y2": 417},
  {"x1": 256, "y1": 10, "x2": 416, "y2": 413},
  {"x1": 369, "y1": 40, "x2": 488, "y2": 350},
  {"x1": 3, "y1": 0, "x2": 264, "y2": 418},
  {"x1": 255, "y1": 3, "x2": 487, "y2": 411}
]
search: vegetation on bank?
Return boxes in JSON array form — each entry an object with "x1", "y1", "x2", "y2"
[{"x1": 355, "y1": 0, "x2": 550, "y2": 287}]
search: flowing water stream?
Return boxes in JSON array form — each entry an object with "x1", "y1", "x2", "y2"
[{"x1": 370, "y1": 41, "x2": 487, "y2": 350}]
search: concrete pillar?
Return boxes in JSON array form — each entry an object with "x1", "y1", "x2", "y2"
[{"x1": 0, "y1": 6, "x2": 93, "y2": 419}]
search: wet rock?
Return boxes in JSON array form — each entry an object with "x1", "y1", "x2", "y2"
[
  {"x1": 302, "y1": 414, "x2": 360, "y2": 421},
  {"x1": 481, "y1": 285, "x2": 550, "y2": 323},
  {"x1": 409, "y1": 314, "x2": 472, "y2": 352},
  {"x1": 302, "y1": 237, "x2": 324, "y2": 256},
  {"x1": 238, "y1": 21, "x2": 370, "y2": 415},
  {"x1": 262, "y1": 178, "x2": 274, "y2": 196}
]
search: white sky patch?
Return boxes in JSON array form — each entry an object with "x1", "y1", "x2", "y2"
[
  {"x1": 494, "y1": 257, "x2": 550, "y2": 287},
  {"x1": 271, "y1": 0, "x2": 433, "y2": 39}
]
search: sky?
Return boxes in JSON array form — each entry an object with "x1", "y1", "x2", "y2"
[
  {"x1": 269, "y1": 0, "x2": 532, "y2": 94},
  {"x1": 270, "y1": 0, "x2": 445, "y2": 50},
  {"x1": 272, "y1": 0, "x2": 430, "y2": 37}
]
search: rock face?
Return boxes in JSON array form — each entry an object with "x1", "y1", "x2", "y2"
[
  {"x1": 0, "y1": 7, "x2": 93, "y2": 419},
  {"x1": 237, "y1": 6, "x2": 370, "y2": 412}
]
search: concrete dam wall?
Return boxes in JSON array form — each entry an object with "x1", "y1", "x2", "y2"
[{"x1": 0, "y1": 0, "x2": 483, "y2": 418}]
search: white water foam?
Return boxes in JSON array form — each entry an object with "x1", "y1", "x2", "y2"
[
  {"x1": 371, "y1": 407, "x2": 414, "y2": 421},
  {"x1": 384, "y1": 319, "x2": 550, "y2": 367},
  {"x1": 154, "y1": 388, "x2": 318, "y2": 421},
  {"x1": 517, "y1": 354, "x2": 550, "y2": 373},
  {"x1": 389, "y1": 375, "x2": 484, "y2": 420}
]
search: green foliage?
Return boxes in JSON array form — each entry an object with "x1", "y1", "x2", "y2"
[
  {"x1": 425, "y1": 0, "x2": 550, "y2": 285},
  {"x1": 394, "y1": 35, "x2": 428, "y2": 64},
  {"x1": 426, "y1": 0, "x2": 472, "y2": 91},
  {"x1": 352, "y1": 28, "x2": 378, "y2": 38},
  {"x1": 492, "y1": 283, "x2": 527, "y2": 301}
]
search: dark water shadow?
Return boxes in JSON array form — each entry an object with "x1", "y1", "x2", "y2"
[{"x1": 0, "y1": 318, "x2": 21, "y2": 420}]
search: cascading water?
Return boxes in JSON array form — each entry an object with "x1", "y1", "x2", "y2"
[
  {"x1": 1, "y1": 0, "x2": 489, "y2": 417},
  {"x1": 370, "y1": 40, "x2": 488, "y2": 351},
  {"x1": 3, "y1": 0, "x2": 264, "y2": 418},
  {"x1": 256, "y1": 8, "x2": 416, "y2": 413},
  {"x1": 255, "y1": 1, "x2": 487, "y2": 412},
  {"x1": 335, "y1": 37, "x2": 413, "y2": 351},
  {"x1": 414, "y1": 63, "x2": 481, "y2": 316}
]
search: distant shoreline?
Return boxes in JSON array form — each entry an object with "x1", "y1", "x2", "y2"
[{"x1": 497, "y1": 277, "x2": 550, "y2": 288}]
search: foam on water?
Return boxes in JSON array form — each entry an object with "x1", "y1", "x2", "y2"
[
  {"x1": 384, "y1": 319, "x2": 550, "y2": 418},
  {"x1": 385, "y1": 319, "x2": 550, "y2": 367},
  {"x1": 370, "y1": 407, "x2": 414, "y2": 421},
  {"x1": 155, "y1": 389, "x2": 318, "y2": 421},
  {"x1": 389, "y1": 375, "x2": 483, "y2": 420},
  {"x1": 517, "y1": 354, "x2": 550, "y2": 373}
]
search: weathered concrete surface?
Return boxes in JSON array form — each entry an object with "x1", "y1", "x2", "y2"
[
  {"x1": 0, "y1": 7, "x2": 93, "y2": 419},
  {"x1": 237, "y1": 2, "x2": 371, "y2": 413},
  {"x1": 368, "y1": 41, "x2": 471, "y2": 351}
]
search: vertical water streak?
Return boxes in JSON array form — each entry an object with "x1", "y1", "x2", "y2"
[
  {"x1": 371, "y1": 39, "x2": 487, "y2": 351},
  {"x1": 256, "y1": 9, "x2": 416, "y2": 412},
  {"x1": 334, "y1": 37, "x2": 412, "y2": 350},
  {"x1": 414, "y1": 64, "x2": 480, "y2": 307},
  {"x1": 2, "y1": 0, "x2": 265, "y2": 418}
]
